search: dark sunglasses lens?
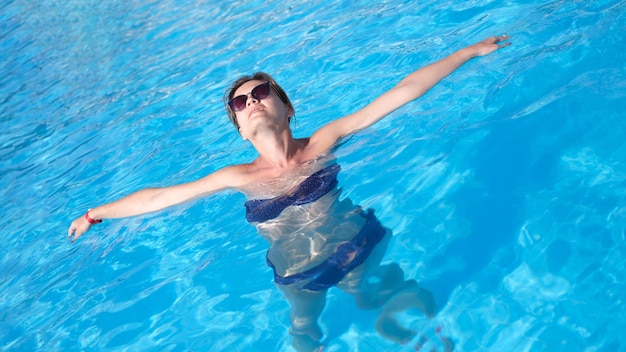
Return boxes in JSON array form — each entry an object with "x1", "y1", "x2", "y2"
[
  {"x1": 252, "y1": 82, "x2": 270, "y2": 99},
  {"x1": 229, "y1": 95, "x2": 247, "y2": 112},
  {"x1": 229, "y1": 82, "x2": 270, "y2": 112}
]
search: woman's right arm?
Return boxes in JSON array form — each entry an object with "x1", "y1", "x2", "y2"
[{"x1": 67, "y1": 165, "x2": 247, "y2": 242}]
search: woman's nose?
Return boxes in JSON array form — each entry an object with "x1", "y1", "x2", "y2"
[{"x1": 246, "y1": 93, "x2": 259, "y2": 107}]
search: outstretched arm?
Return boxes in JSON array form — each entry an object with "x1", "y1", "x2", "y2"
[
  {"x1": 309, "y1": 34, "x2": 511, "y2": 151},
  {"x1": 67, "y1": 165, "x2": 247, "y2": 242}
]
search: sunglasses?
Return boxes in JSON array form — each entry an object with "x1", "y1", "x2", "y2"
[{"x1": 228, "y1": 81, "x2": 271, "y2": 112}]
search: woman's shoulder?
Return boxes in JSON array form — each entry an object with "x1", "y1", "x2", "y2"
[
  {"x1": 218, "y1": 163, "x2": 260, "y2": 182},
  {"x1": 196, "y1": 163, "x2": 257, "y2": 192},
  {"x1": 217, "y1": 160, "x2": 288, "y2": 190}
]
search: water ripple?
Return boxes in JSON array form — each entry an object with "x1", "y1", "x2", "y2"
[{"x1": 2, "y1": 0, "x2": 626, "y2": 351}]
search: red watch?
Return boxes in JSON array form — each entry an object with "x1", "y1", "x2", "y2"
[{"x1": 85, "y1": 210, "x2": 102, "y2": 224}]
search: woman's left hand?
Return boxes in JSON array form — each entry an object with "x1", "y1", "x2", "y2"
[{"x1": 469, "y1": 34, "x2": 511, "y2": 57}]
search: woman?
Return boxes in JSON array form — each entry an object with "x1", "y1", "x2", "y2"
[{"x1": 68, "y1": 34, "x2": 510, "y2": 351}]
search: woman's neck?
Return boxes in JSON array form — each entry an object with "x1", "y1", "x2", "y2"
[{"x1": 250, "y1": 127, "x2": 302, "y2": 169}]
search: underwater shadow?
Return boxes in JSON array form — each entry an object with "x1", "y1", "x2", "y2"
[{"x1": 420, "y1": 115, "x2": 560, "y2": 308}]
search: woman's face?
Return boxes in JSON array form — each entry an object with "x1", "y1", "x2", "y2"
[{"x1": 232, "y1": 80, "x2": 292, "y2": 139}]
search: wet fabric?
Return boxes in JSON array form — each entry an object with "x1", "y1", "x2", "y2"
[
  {"x1": 244, "y1": 164, "x2": 340, "y2": 223},
  {"x1": 267, "y1": 209, "x2": 386, "y2": 291}
]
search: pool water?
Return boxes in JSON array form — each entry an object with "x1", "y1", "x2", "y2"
[{"x1": 1, "y1": 0, "x2": 625, "y2": 351}]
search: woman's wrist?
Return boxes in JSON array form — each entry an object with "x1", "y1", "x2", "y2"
[
  {"x1": 458, "y1": 46, "x2": 479, "y2": 61},
  {"x1": 85, "y1": 209, "x2": 102, "y2": 224}
]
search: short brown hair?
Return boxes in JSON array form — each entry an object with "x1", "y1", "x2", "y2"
[{"x1": 224, "y1": 72, "x2": 295, "y2": 130}]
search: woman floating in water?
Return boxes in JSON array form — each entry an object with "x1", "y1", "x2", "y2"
[{"x1": 68, "y1": 34, "x2": 510, "y2": 351}]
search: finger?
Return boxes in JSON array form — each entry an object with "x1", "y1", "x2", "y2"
[
  {"x1": 484, "y1": 36, "x2": 503, "y2": 46},
  {"x1": 497, "y1": 33, "x2": 510, "y2": 43},
  {"x1": 68, "y1": 226, "x2": 75, "y2": 238}
]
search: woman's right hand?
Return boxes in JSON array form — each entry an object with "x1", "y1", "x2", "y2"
[
  {"x1": 68, "y1": 214, "x2": 93, "y2": 243},
  {"x1": 65, "y1": 165, "x2": 243, "y2": 243}
]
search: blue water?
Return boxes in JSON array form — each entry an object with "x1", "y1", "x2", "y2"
[{"x1": 2, "y1": 0, "x2": 625, "y2": 351}]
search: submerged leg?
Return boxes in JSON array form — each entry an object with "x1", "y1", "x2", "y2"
[
  {"x1": 335, "y1": 227, "x2": 438, "y2": 344},
  {"x1": 277, "y1": 284, "x2": 328, "y2": 352},
  {"x1": 344, "y1": 263, "x2": 407, "y2": 309},
  {"x1": 337, "y1": 230, "x2": 404, "y2": 309},
  {"x1": 375, "y1": 279, "x2": 437, "y2": 344},
  {"x1": 337, "y1": 239, "x2": 438, "y2": 343}
]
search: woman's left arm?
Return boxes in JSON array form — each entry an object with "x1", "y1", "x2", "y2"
[{"x1": 310, "y1": 34, "x2": 510, "y2": 149}]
